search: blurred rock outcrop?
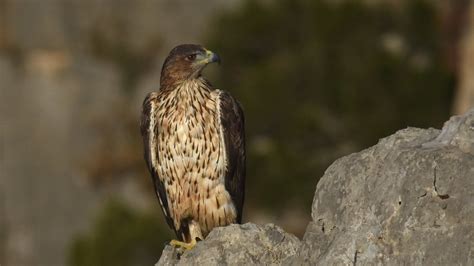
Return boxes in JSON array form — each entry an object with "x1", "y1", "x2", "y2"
[
  {"x1": 453, "y1": 1, "x2": 474, "y2": 114},
  {"x1": 1, "y1": 53, "x2": 121, "y2": 266},
  {"x1": 0, "y1": 0, "x2": 239, "y2": 52},
  {"x1": 0, "y1": 1, "x2": 241, "y2": 265},
  {"x1": 159, "y1": 109, "x2": 474, "y2": 265}
]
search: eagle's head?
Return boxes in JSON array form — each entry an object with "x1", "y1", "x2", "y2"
[{"x1": 160, "y1": 44, "x2": 221, "y2": 87}]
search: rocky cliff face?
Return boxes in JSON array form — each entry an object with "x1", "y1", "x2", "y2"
[{"x1": 158, "y1": 109, "x2": 474, "y2": 265}]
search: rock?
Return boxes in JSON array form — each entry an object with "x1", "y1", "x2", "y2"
[
  {"x1": 423, "y1": 109, "x2": 474, "y2": 154},
  {"x1": 157, "y1": 223, "x2": 301, "y2": 265},
  {"x1": 158, "y1": 109, "x2": 474, "y2": 265},
  {"x1": 299, "y1": 109, "x2": 474, "y2": 265}
]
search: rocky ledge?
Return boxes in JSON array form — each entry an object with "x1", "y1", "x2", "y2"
[{"x1": 158, "y1": 109, "x2": 474, "y2": 265}]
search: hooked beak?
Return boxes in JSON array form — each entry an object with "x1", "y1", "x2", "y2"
[{"x1": 205, "y1": 49, "x2": 221, "y2": 64}]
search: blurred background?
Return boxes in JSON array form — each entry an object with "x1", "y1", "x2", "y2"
[{"x1": 1, "y1": 0, "x2": 474, "y2": 265}]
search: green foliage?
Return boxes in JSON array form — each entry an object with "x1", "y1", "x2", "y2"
[
  {"x1": 206, "y1": 0, "x2": 454, "y2": 211},
  {"x1": 68, "y1": 200, "x2": 172, "y2": 266}
]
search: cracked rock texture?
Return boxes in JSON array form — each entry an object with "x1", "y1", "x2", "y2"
[{"x1": 158, "y1": 109, "x2": 474, "y2": 265}]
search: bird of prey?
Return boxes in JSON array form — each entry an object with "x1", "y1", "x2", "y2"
[{"x1": 140, "y1": 44, "x2": 245, "y2": 250}]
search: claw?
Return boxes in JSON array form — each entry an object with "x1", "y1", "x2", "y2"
[{"x1": 170, "y1": 238, "x2": 197, "y2": 250}]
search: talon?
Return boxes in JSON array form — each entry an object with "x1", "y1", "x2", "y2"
[{"x1": 170, "y1": 238, "x2": 197, "y2": 250}]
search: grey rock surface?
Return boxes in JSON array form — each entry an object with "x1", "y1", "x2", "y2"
[
  {"x1": 158, "y1": 109, "x2": 474, "y2": 265},
  {"x1": 299, "y1": 109, "x2": 474, "y2": 265},
  {"x1": 157, "y1": 223, "x2": 301, "y2": 266}
]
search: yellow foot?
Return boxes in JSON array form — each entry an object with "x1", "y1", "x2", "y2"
[{"x1": 170, "y1": 238, "x2": 197, "y2": 250}]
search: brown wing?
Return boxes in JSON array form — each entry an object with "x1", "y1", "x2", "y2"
[
  {"x1": 140, "y1": 92, "x2": 177, "y2": 235},
  {"x1": 219, "y1": 91, "x2": 246, "y2": 223}
]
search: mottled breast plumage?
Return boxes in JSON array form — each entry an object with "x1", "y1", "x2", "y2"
[{"x1": 148, "y1": 78, "x2": 237, "y2": 238}]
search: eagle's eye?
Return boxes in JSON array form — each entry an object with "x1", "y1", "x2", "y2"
[{"x1": 186, "y1": 54, "x2": 197, "y2": 61}]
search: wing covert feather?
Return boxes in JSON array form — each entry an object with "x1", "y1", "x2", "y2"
[{"x1": 219, "y1": 91, "x2": 246, "y2": 223}]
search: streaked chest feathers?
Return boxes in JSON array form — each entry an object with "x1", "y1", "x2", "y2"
[{"x1": 153, "y1": 80, "x2": 236, "y2": 234}]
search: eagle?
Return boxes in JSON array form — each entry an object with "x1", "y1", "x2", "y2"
[{"x1": 140, "y1": 44, "x2": 245, "y2": 250}]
